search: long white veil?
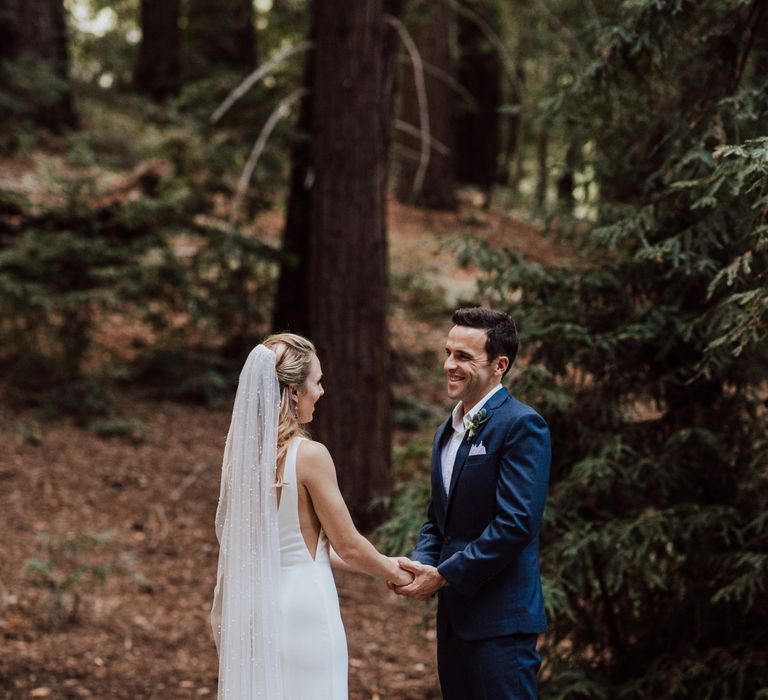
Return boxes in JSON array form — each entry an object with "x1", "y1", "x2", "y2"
[{"x1": 210, "y1": 344, "x2": 283, "y2": 699}]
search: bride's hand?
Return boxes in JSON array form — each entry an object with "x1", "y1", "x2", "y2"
[{"x1": 387, "y1": 557, "x2": 415, "y2": 587}]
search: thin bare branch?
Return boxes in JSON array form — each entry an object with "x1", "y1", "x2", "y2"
[
  {"x1": 394, "y1": 119, "x2": 450, "y2": 156},
  {"x1": 385, "y1": 14, "x2": 431, "y2": 200},
  {"x1": 211, "y1": 41, "x2": 313, "y2": 124},
  {"x1": 228, "y1": 89, "x2": 307, "y2": 230},
  {"x1": 441, "y1": 0, "x2": 524, "y2": 96},
  {"x1": 398, "y1": 54, "x2": 477, "y2": 109},
  {"x1": 392, "y1": 144, "x2": 423, "y2": 162}
]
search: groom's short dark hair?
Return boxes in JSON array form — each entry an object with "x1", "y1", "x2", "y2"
[{"x1": 452, "y1": 307, "x2": 518, "y2": 375}]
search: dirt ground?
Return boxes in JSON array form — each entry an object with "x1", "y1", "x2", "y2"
[
  {"x1": 0, "y1": 199, "x2": 561, "y2": 699},
  {"x1": 0, "y1": 397, "x2": 441, "y2": 700}
]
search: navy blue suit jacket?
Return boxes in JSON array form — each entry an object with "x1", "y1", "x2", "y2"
[{"x1": 412, "y1": 387, "x2": 551, "y2": 640}]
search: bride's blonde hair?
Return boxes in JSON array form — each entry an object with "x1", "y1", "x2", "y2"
[{"x1": 262, "y1": 332, "x2": 317, "y2": 476}]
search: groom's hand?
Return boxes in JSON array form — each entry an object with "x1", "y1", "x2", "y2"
[
  {"x1": 386, "y1": 557, "x2": 414, "y2": 591},
  {"x1": 394, "y1": 559, "x2": 446, "y2": 601}
]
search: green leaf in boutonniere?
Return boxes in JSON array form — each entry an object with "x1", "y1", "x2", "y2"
[{"x1": 465, "y1": 408, "x2": 490, "y2": 444}]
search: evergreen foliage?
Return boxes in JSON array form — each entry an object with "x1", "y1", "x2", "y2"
[
  {"x1": 458, "y1": 1, "x2": 768, "y2": 696},
  {"x1": 0, "y1": 150, "x2": 278, "y2": 416},
  {"x1": 0, "y1": 57, "x2": 75, "y2": 150}
]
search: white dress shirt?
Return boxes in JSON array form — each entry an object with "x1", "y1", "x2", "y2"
[{"x1": 440, "y1": 384, "x2": 504, "y2": 495}]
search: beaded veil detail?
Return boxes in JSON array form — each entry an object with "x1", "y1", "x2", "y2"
[{"x1": 211, "y1": 344, "x2": 283, "y2": 699}]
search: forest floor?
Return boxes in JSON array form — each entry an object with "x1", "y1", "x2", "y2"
[{"x1": 0, "y1": 196, "x2": 569, "y2": 700}]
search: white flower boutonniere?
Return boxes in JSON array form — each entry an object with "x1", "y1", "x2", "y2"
[{"x1": 465, "y1": 408, "x2": 490, "y2": 444}]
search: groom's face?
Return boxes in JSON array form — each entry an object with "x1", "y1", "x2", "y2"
[{"x1": 444, "y1": 325, "x2": 502, "y2": 411}]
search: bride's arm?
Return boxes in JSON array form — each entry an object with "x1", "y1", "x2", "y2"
[
  {"x1": 329, "y1": 546, "x2": 358, "y2": 572},
  {"x1": 329, "y1": 546, "x2": 402, "y2": 576},
  {"x1": 298, "y1": 440, "x2": 412, "y2": 585}
]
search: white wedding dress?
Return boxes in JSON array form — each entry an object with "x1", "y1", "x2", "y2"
[{"x1": 277, "y1": 436, "x2": 348, "y2": 699}]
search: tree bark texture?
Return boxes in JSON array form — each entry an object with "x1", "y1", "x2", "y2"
[
  {"x1": 185, "y1": 0, "x2": 255, "y2": 80},
  {"x1": 274, "y1": 0, "x2": 404, "y2": 336},
  {"x1": 135, "y1": 0, "x2": 181, "y2": 101},
  {"x1": 454, "y1": 0, "x2": 501, "y2": 198},
  {"x1": 1, "y1": 0, "x2": 76, "y2": 131},
  {"x1": 395, "y1": 2, "x2": 457, "y2": 210},
  {"x1": 310, "y1": 0, "x2": 395, "y2": 526},
  {"x1": 272, "y1": 13, "x2": 315, "y2": 337}
]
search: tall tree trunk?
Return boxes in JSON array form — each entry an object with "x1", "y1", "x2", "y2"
[
  {"x1": 274, "y1": 0, "x2": 404, "y2": 336},
  {"x1": 395, "y1": 2, "x2": 457, "y2": 210},
  {"x1": 1, "y1": 0, "x2": 76, "y2": 131},
  {"x1": 272, "y1": 14, "x2": 316, "y2": 336},
  {"x1": 497, "y1": 50, "x2": 525, "y2": 188},
  {"x1": 557, "y1": 141, "x2": 579, "y2": 211},
  {"x1": 455, "y1": 0, "x2": 501, "y2": 202},
  {"x1": 185, "y1": 0, "x2": 255, "y2": 80},
  {"x1": 274, "y1": 0, "x2": 401, "y2": 527},
  {"x1": 135, "y1": 0, "x2": 181, "y2": 101},
  {"x1": 535, "y1": 127, "x2": 548, "y2": 209}
]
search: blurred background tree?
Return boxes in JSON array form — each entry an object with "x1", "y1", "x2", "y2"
[
  {"x1": 395, "y1": 0, "x2": 457, "y2": 210},
  {"x1": 0, "y1": 0, "x2": 77, "y2": 142},
  {"x1": 134, "y1": 0, "x2": 181, "y2": 101},
  {"x1": 184, "y1": 0, "x2": 256, "y2": 81},
  {"x1": 454, "y1": 0, "x2": 502, "y2": 202}
]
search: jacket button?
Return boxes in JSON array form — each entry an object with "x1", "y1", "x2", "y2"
[{"x1": 444, "y1": 535, "x2": 452, "y2": 544}]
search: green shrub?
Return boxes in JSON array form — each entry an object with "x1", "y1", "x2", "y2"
[
  {"x1": 23, "y1": 529, "x2": 149, "y2": 627},
  {"x1": 87, "y1": 417, "x2": 147, "y2": 442}
]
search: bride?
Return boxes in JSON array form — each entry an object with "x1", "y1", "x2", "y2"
[{"x1": 210, "y1": 333, "x2": 412, "y2": 699}]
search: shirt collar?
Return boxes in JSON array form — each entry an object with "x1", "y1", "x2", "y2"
[{"x1": 450, "y1": 384, "x2": 504, "y2": 433}]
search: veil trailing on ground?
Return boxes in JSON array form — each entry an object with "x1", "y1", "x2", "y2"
[{"x1": 211, "y1": 344, "x2": 283, "y2": 699}]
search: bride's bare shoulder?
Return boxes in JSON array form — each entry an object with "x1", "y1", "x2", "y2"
[
  {"x1": 296, "y1": 440, "x2": 338, "y2": 489},
  {"x1": 296, "y1": 439, "x2": 334, "y2": 468}
]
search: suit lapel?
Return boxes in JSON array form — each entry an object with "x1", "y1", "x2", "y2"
[
  {"x1": 445, "y1": 387, "x2": 510, "y2": 515},
  {"x1": 446, "y1": 437, "x2": 471, "y2": 508},
  {"x1": 432, "y1": 417, "x2": 453, "y2": 514}
]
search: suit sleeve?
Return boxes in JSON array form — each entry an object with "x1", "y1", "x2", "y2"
[
  {"x1": 436, "y1": 412, "x2": 550, "y2": 597},
  {"x1": 410, "y1": 497, "x2": 443, "y2": 567}
]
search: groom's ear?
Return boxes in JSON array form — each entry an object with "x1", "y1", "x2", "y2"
[{"x1": 494, "y1": 355, "x2": 509, "y2": 376}]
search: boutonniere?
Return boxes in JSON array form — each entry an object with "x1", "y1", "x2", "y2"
[{"x1": 465, "y1": 408, "x2": 489, "y2": 444}]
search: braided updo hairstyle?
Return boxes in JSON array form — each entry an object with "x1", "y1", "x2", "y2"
[{"x1": 262, "y1": 332, "x2": 317, "y2": 477}]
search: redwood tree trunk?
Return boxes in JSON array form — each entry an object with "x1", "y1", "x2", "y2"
[
  {"x1": 135, "y1": 0, "x2": 181, "y2": 101},
  {"x1": 396, "y1": 2, "x2": 457, "y2": 210},
  {"x1": 2, "y1": 0, "x2": 76, "y2": 131},
  {"x1": 275, "y1": 0, "x2": 400, "y2": 527},
  {"x1": 272, "y1": 12, "x2": 316, "y2": 336},
  {"x1": 455, "y1": 0, "x2": 501, "y2": 200},
  {"x1": 185, "y1": 0, "x2": 255, "y2": 80}
]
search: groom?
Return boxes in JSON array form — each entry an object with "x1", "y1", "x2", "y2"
[{"x1": 394, "y1": 307, "x2": 551, "y2": 699}]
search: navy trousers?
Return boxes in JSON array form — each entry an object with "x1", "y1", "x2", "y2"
[{"x1": 437, "y1": 624, "x2": 541, "y2": 700}]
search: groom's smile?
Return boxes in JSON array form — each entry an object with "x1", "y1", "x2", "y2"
[{"x1": 444, "y1": 325, "x2": 504, "y2": 412}]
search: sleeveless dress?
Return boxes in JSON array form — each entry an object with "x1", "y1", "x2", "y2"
[{"x1": 277, "y1": 437, "x2": 348, "y2": 699}]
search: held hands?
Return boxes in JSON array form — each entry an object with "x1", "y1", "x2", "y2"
[
  {"x1": 387, "y1": 557, "x2": 415, "y2": 587},
  {"x1": 389, "y1": 557, "x2": 446, "y2": 602}
]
